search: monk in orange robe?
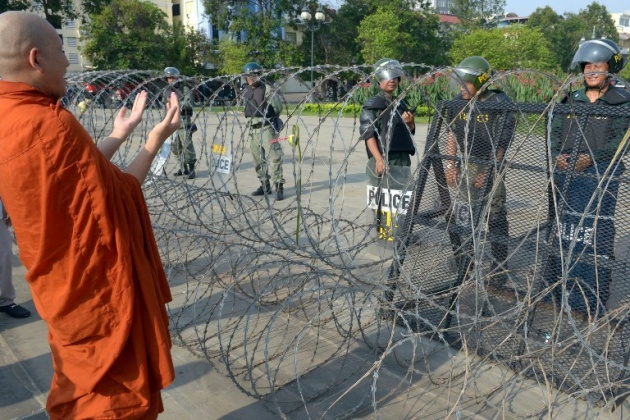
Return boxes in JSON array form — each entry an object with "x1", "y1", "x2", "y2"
[{"x1": 0, "y1": 11, "x2": 181, "y2": 419}]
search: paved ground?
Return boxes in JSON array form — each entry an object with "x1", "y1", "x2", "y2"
[{"x1": 0, "y1": 254, "x2": 281, "y2": 420}]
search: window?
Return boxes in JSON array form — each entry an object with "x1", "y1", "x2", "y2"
[
  {"x1": 67, "y1": 37, "x2": 77, "y2": 47},
  {"x1": 620, "y1": 17, "x2": 629, "y2": 27},
  {"x1": 172, "y1": 4, "x2": 180, "y2": 16},
  {"x1": 65, "y1": 19, "x2": 75, "y2": 28},
  {"x1": 285, "y1": 31, "x2": 297, "y2": 44},
  {"x1": 68, "y1": 53, "x2": 79, "y2": 65}
]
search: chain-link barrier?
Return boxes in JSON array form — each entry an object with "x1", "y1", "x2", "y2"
[{"x1": 64, "y1": 66, "x2": 630, "y2": 418}]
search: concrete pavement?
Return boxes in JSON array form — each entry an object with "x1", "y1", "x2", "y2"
[{"x1": 0, "y1": 252, "x2": 280, "y2": 420}]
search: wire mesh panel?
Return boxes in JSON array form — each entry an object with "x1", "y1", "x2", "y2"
[{"x1": 389, "y1": 94, "x2": 630, "y2": 404}]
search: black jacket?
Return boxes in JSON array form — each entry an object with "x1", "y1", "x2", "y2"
[{"x1": 359, "y1": 93, "x2": 415, "y2": 159}]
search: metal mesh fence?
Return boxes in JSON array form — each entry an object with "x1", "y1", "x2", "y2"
[{"x1": 63, "y1": 65, "x2": 630, "y2": 418}]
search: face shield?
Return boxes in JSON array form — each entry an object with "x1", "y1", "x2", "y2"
[
  {"x1": 374, "y1": 59, "x2": 405, "y2": 83},
  {"x1": 449, "y1": 67, "x2": 482, "y2": 98},
  {"x1": 570, "y1": 40, "x2": 616, "y2": 72},
  {"x1": 376, "y1": 66, "x2": 404, "y2": 83}
]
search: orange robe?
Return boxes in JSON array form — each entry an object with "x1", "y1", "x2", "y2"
[{"x1": 0, "y1": 82, "x2": 174, "y2": 418}]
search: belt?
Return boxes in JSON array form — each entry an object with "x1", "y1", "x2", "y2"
[{"x1": 251, "y1": 121, "x2": 270, "y2": 129}]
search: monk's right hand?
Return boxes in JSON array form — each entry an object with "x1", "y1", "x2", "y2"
[{"x1": 111, "y1": 91, "x2": 148, "y2": 140}]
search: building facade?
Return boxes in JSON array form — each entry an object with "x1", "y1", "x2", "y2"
[{"x1": 610, "y1": 12, "x2": 630, "y2": 54}]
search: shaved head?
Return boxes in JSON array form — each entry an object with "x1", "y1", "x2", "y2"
[
  {"x1": 0, "y1": 12, "x2": 53, "y2": 77},
  {"x1": 0, "y1": 11, "x2": 69, "y2": 98}
]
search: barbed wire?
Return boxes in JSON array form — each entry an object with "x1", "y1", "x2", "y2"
[{"x1": 65, "y1": 64, "x2": 630, "y2": 418}]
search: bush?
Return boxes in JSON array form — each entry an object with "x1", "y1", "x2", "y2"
[
  {"x1": 302, "y1": 100, "x2": 434, "y2": 118},
  {"x1": 302, "y1": 102, "x2": 362, "y2": 116}
]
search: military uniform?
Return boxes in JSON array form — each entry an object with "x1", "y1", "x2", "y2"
[{"x1": 243, "y1": 82, "x2": 285, "y2": 188}]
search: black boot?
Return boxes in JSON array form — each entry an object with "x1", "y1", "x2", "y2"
[
  {"x1": 252, "y1": 181, "x2": 272, "y2": 196},
  {"x1": 186, "y1": 163, "x2": 196, "y2": 179},
  {"x1": 174, "y1": 166, "x2": 185, "y2": 176},
  {"x1": 275, "y1": 183, "x2": 284, "y2": 201}
]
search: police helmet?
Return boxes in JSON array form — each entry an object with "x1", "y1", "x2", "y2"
[
  {"x1": 164, "y1": 67, "x2": 181, "y2": 78},
  {"x1": 243, "y1": 62, "x2": 262, "y2": 75},
  {"x1": 452, "y1": 56, "x2": 493, "y2": 91},
  {"x1": 374, "y1": 58, "x2": 404, "y2": 82},
  {"x1": 570, "y1": 39, "x2": 627, "y2": 74}
]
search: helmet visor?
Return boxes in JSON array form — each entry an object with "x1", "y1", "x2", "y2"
[
  {"x1": 449, "y1": 67, "x2": 480, "y2": 96},
  {"x1": 376, "y1": 65, "x2": 404, "y2": 82},
  {"x1": 570, "y1": 40, "x2": 615, "y2": 70}
]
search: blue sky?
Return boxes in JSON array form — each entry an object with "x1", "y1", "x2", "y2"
[
  {"x1": 322, "y1": 1, "x2": 629, "y2": 16},
  {"x1": 505, "y1": 1, "x2": 629, "y2": 16}
]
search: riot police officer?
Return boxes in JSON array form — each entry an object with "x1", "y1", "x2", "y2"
[
  {"x1": 164, "y1": 66, "x2": 197, "y2": 179},
  {"x1": 360, "y1": 58, "x2": 416, "y2": 239},
  {"x1": 446, "y1": 56, "x2": 516, "y2": 285},
  {"x1": 547, "y1": 39, "x2": 630, "y2": 316},
  {"x1": 242, "y1": 62, "x2": 285, "y2": 200}
]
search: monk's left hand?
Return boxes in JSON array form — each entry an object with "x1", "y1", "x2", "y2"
[
  {"x1": 146, "y1": 92, "x2": 181, "y2": 153},
  {"x1": 112, "y1": 91, "x2": 148, "y2": 139}
]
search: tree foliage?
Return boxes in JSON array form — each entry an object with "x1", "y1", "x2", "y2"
[
  {"x1": 0, "y1": 0, "x2": 30, "y2": 13},
  {"x1": 83, "y1": 0, "x2": 214, "y2": 73},
  {"x1": 357, "y1": 2, "x2": 448, "y2": 66},
  {"x1": 215, "y1": 38, "x2": 250, "y2": 75},
  {"x1": 82, "y1": 0, "x2": 171, "y2": 70},
  {"x1": 450, "y1": 26, "x2": 554, "y2": 71},
  {"x1": 450, "y1": 0, "x2": 506, "y2": 30},
  {"x1": 527, "y1": 2, "x2": 620, "y2": 71},
  {"x1": 164, "y1": 23, "x2": 215, "y2": 76},
  {"x1": 204, "y1": 0, "x2": 299, "y2": 68},
  {"x1": 326, "y1": 0, "x2": 377, "y2": 65}
]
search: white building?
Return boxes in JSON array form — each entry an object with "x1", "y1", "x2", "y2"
[{"x1": 610, "y1": 12, "x2": 630, "y2": 54}]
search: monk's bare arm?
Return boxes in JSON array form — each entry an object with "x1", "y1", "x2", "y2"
[
  {"x1": 98, "y1": 92, "x2": 148, "y2": 160},
  {"x1": 124, "y1": 93, "x2": 181, "y2": 183}
]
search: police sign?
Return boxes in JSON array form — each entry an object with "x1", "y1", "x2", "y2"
[
  {"x1": 211, "y1": 154, "x2": 232, "y2": 174},
  {"x1": 211, "y1": 143, "x2": 232, "y2": 175},
  {"x1": 366, "y1": 185, "x2": 412, "y2": 214}
]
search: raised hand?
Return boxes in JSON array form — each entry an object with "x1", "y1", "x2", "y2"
[{"x1": 111, "y1": 91, "x2": 148, "y2": 140}]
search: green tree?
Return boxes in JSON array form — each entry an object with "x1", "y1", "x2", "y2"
[
  {"x1": 450, "y1": 26, "x2": 554, "y2": 71},
  {"x1": 526, "y1": 6, "x2": 567, "y2": 70},
  {"x1": 574, "y1": 2, "x2": 619, "y2": 40},
  {"x1": 357, "y1": 3, "x2": 448, "y2": 66},
  {"x1": 204, "y1": 0, "x2": 298, "y2": 68},
  {"x1": 450, "y1": 0, "x2": 506, "y2": 30},
  {"x1": 35, "y1": 0, "x2": 77, "y2": 27},
  {"x1": 215, "y1": 38, "x2": 250, "y2": 75},
  {"x1": 326, "y1": 0, "x2": 377, "y2": 65},
  {"x1": 81, "y1": 0, "x2": 117, "y2": 21},
  {"x1": 0, "y1": 0, "x2": 30, "y2": 13},
  {"x1": 82, "y1": 0, "x2": 170, "y2": 70},
  {"x1": 527, "y1": 3, "x2": 620, "y2": 71},
  {"x1": 163, "y1": 22, "x2": 215, "y2": 76}
]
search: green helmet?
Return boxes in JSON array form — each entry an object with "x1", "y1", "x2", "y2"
[
  {"x1": 164, "y1": 67, "x2": 181, "y2": 78},
  {"x1": 374, "y1": 58, "x2": 404, "y2": 82},
  {"x1": 570, "y1": 39, "x2": 627, "y2": 74},
  {"x1": 243, "y1": 62, "x2": 262, "y2": 75},
  {"x1": 452, "y1": 56, "x2": 492, "y2": 91}
]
